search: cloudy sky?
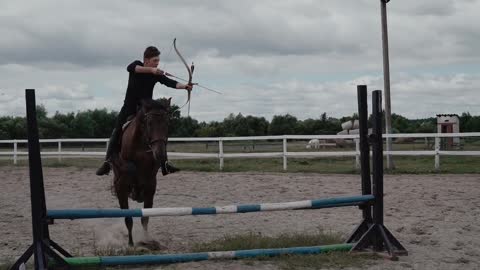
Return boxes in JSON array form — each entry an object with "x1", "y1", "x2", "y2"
[{"x1": 0, "y1": 0, "x2": 479, "y2": 122}]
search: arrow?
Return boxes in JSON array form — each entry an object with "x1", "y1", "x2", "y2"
[{"x1": 165, "y1": 72, "x2": 223, "y2": 95}]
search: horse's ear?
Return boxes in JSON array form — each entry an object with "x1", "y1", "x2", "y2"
[{"x1": 167, "y1": 97, "x2": 172, "y2": 106}]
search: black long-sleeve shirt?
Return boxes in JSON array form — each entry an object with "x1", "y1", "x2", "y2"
[{"x1": 124, "y1": 60, "x2": 178, "y2": 106}]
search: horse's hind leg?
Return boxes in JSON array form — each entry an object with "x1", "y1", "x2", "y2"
[{"x1": 117, "y1": 179, "x2": 134, "y2": 246}]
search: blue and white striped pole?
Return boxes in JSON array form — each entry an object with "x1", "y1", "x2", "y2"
[{"x1": 47, "y1": 195, "x2": 374, "y2": 220}]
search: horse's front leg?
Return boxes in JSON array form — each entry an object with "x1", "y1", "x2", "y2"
[
  {"x1": 117, "y1": 176, "x2": 134, "y2": 246},
  {"x1": 141, "y1": 180, "x2": 155, "y2": 239},
  {"x1": 138, "y1": 174, "x2": 164, "y2": 250}
]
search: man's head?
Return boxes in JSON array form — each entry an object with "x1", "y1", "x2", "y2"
[{"x1": 143, "y1": 46, "x2": 160, "y2": 67}]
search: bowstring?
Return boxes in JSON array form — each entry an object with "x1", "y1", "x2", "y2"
[
  {"x1": 162, "y1": 39, "x2": 181, "y2": 112},
  {"x1": 162, "y1": 39, "x2": 175, "y2": 73}
]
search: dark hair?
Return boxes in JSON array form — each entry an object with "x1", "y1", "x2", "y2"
[{"x1": 144, "y1": 46, "x2": 160, "y2": 59}]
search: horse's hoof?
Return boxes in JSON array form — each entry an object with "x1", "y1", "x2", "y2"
[
  {"x1": 161, "y1": 167, "x2": 168, "y2": 176},
  {"x1": 137, "y1": 239, "x2": 166, "y2": 251},
  {"x1": 166, "y1": 162, "x2": 180, "y2": 174}
]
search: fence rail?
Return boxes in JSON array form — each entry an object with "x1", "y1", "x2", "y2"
[{"x1": 1, "y1": 133, "x2": 480, "y2": 170}]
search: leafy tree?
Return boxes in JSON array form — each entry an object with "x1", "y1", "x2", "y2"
[
  {"x1": 269, "y1": 114, "x2": 298, "y2": 135},
  {"x1": 89, "y1": 109, "x2": 117, "y2": 138},
  {"x1": 71, "y1": 112, "x2": 95, "y2": 138},
  {"x1": 1, "y1": 104, "x2": 480, "y2": 139},
  {"x1": 195, "y1": 121, "x2": 225, "y2": 137},
  {"x1": 170, "y1": 116, "x2": 200, "y2": 137}
]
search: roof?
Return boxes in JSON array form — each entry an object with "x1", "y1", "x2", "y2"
[{"x1": 436, "y1": 114, "x2": 459, "y2": 117}]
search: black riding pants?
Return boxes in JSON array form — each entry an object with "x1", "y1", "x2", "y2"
[
  {"x1": 106, "y1": 103, "x2": 137, "y2": 157},
  {"x1": 115, "y1": 103, "x2": 137, "y2": 130}
]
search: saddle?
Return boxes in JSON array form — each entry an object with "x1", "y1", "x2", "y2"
[{"x1": 122, "y1": 115, "x2": 136, "y2": 131}]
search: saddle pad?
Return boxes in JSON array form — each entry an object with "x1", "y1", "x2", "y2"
[{"x1": 122, "y1": 115, "x2": 136, "y2": 130}]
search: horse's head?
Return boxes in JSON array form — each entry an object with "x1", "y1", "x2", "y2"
[{"x1": 138, "y1": 98, "x2": 171, "y2": 168}]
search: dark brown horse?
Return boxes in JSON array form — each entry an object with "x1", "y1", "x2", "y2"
[{"x1": 111, "y1": 98, "x2": 171, "y2": 246}]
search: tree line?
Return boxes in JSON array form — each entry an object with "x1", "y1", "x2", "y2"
[{"x1": 0, "y1": 104, "x2": 479, "y2": 139}]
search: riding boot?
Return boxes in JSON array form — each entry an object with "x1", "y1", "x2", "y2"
[
  {"x1": 161, "y1": 140, "x2": 180, "y2": 175},
  {"x1": 166, "y1": 161, "x2": 180, "y2": 174},
  {"x1": 161, "y1": 160, "x2": 180, "y2": 176},
  {"x1": 96, "y1": 128, "x2": 120, "y2": 176}
]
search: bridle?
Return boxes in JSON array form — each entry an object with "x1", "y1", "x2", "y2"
[{"x1": 143, "y1": 111, "x2": 168, "y2": 152}]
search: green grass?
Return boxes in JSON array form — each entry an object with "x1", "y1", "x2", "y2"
[
  {"x1": 191, "y1": 230, "x2": 377, "y2": 270},
  {"x1": 385, "y1": 156, "x2": 480, "y2": 174},
  {"x1": 0, "y1": 262, "x2": 13, "y2": 270},
  {"x1": 191, "y1": 230, "x2": 344, "y2": 251},
  {"x1": 93, "y1": 246, "x2": 154, "y2": 257},
  {"x1": 0, "y1": 231, "x2": 375, "y2": 270},
  {"x1": 71, "y1": 230, "x2": 376, "y2": 270},
  {"x1": 2, "y1": 155, "x2": 480, "y2": 174},
  {"x1": 0, "y1": 157, "x2": 101, "y2": 168}
]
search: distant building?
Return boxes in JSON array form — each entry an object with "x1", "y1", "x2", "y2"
[{"x1": 436, "y1": 114, "x2": 460, "y2": 148}]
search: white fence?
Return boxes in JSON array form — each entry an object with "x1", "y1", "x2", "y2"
[{"x1": 1, "y1": 133, "x2": 480, "y2": 170}]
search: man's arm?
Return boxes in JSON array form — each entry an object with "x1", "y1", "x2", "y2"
[
  {"x1": 135, "y1": 66, "x2": 158, "y2": 74},
  {"x1": 126, "y1": 60, "x2": 163, "y2": 75},
  {"x1": 157, "y1": 75, "x2": 192, "y2": 90}
]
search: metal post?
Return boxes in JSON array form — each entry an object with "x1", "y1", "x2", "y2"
[
  {"x1": 358, "y1": 86, "x2": 372, "y2": 217},
  {"x1": 371, "y1": 90, "x2": 384, "y2": 250},
  {"x1": 13, "y1": 140, "x2": 18, "y2": 165},
  {"x1": 219, "y1": 139, "x2": 224, "y2": 171},
  {"x1": 346, "y1": 85, "x2": 373, "y2": 244},
  {"x1": 380, "y1": 0, "x2": 394, "y2": 169},
  {"x1": 351, "y1": 89, "x2": 407, "y2": 257},
  {"x1": 24, "y1": 89, "x2": 49, "y2": 270},
  {"x1": 9, "y1": 90, "x2": 71, "y2": 270},
  {"x1": 283, "y1": 136, "x2": 287, "y2": 171},
  {"x1": 371, "y1": 91, "x2": 384, "y2": 216}
]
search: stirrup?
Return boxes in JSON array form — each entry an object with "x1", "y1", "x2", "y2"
[
  {"x1": 95, "y1": 161, "x2": 111, "y2": 176},
  {"x1": 165, "y1": 161, "x2": 180, "y2": 174}
]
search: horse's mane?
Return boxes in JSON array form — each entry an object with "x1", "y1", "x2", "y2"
[{"x1": 140, "y1": 98, "x2": 171, "y2": 112}]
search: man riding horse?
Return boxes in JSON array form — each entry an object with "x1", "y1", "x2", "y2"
[{"x1": 96, "y1": 46, "x2": 192, "y2": 176}]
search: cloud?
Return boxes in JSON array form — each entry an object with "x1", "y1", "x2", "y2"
[
  {"x1": 2, "y1": 0, "x2": 477, "y2": 68},
  {"x1": 189, "y1": 72, "x2": 480, "y2": 121},
  {"x1": 0, "y1": 0, "x2": 479, "y2": 123}
]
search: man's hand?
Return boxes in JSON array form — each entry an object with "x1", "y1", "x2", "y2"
[
  {"x1": 151, "y1": 68, "x2": 165, "y2": 75},
  {"x1": 175, "y1": 83, "x2": 194, "y2": 90}
]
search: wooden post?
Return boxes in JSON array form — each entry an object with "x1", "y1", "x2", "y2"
[
  {"x1": 219, "y1": 139, "x2": 224, "y2": 171},
  {"x1": 283, "y1": 136, "x2": 287, "y2": 171},
  {"x1": 434, "y1": 137, "x2": 440, "y2": 170},
  {"x1": 58, "y1": 141, "x2": 62, "y2": 162},
  {"x1": 13, "y1": 140, "x2": 18, "y2": 165},
  {"x1": 355, "y1": 138, "x2": 360, "y2": 169}
]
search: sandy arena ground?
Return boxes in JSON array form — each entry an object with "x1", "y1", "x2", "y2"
[{"x1": 1, "y1": 166, "x2": 480, "y2": 269}]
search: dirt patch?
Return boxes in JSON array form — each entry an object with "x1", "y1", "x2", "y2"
[{"x1": 1, "y1": 166, "x2": 479, "y2": 269}]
